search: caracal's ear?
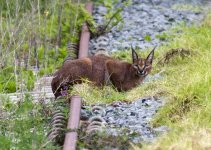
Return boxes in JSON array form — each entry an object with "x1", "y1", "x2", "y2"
[
  {"x1": 146, "y1": 46, "x2": 156, "y2": 64},
  {"x1": 131, "y1": 46, "x2": 139, "y2": 63}
]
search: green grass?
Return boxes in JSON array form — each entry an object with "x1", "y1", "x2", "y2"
[{"x1": 0, "y1": 95, "x2": 60, "y2": 149}]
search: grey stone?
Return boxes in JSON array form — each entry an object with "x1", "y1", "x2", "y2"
[{"x1": 153, "y1": 126, "x2": 169, "y2": 133}]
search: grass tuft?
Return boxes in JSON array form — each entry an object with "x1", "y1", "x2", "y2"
[{"x1": 70, "y1": 81, "x2": 126, "y2": 105}]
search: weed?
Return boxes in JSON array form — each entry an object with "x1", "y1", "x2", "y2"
[
  {"x1": 144, "y1": 35, "x2": 151, "y2": 41},
  {"x1": 158, "y1": 48, "x2": 193, "y2": 65}
]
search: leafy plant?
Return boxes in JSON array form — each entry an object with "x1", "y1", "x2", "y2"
[
  {"x1": 144, "y1": 35, "x2": 151, "y2": 41},
  {"x1": 88, "y1": 0, "x2": 131, "y2": 38}
]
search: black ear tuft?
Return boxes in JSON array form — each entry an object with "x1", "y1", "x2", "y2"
[
  {"x1": 146, "y1": 46, "x2": 156, "y2": 64},
  {"x1": 131, "y1": 46, "x2": 139, "y2": 63}
]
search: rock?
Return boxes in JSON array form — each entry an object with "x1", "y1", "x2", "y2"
[
  {"x1": 153, "y1": 126, "x2": 169, "y2": 133},
  {"x1": 82, "y1": 97, "x2": 165, "y2": 143}
]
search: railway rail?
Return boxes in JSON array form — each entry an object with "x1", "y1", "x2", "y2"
[{"x1": 63, "y1": 3, "x2": 93, "y2": 150}]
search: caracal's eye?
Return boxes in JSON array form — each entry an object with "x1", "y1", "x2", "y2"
[
  {"x1": 133, "y1": 64, "x2": 139, "y2": 69},
  {"x1": 145, "y1": 64, "x2": 150, "y2": 68}
]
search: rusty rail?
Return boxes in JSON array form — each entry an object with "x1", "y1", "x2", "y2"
[
  {"x1": 63, "y1": 96, "x2": 82, "y2": 150},
  {"x1": 63, "y1": 2, "x2": 93, "y2": 150},
  {"x1": 78, "y1": 2, "x2": 93, "y2": 58}
]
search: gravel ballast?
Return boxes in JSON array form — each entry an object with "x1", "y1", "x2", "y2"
[{"x1": 89, "y1": 0, "x2": 207, "y2": 54}]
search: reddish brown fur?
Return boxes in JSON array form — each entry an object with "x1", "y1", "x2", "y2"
[{"x1": 51, "y1": 48, "x2": 155, "y2": 98}]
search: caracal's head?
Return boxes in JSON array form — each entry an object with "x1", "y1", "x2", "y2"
[{"x1": 131, "y1": 46, "x2": 155, "y2": 77}]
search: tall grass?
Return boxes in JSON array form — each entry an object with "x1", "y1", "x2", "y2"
[{"x1": 0, "y1": 0, "x2": 89, "y2": 93}]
